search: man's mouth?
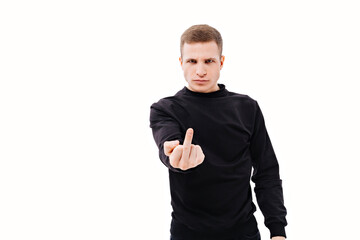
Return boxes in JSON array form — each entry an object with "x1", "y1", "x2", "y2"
[{"x1": 193, "y1": 80, "x2": 208, "y2": 83}]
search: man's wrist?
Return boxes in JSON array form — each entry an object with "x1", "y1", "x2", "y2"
[{"x1": 271, "y1": 237, "x2": 285, "y2": 240}]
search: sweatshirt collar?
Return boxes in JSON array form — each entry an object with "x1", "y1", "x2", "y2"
[{"x1": 178, "y1": 83, "x2": 228, "y2": 98}]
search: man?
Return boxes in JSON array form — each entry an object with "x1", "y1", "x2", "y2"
[{"x1": 149, "y1": 24, "x2": 287, "y2": 240}]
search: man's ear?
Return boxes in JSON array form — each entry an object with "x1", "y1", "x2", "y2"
[
  {"x1": 179, "y1": 57, "x2": 183, "y2": 67},
  {"x1": 220, "y1": 55, "x2": 225, "y2": 70}
]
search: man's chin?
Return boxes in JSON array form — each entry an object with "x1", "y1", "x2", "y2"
[{"x1": 188, "y1": 83, "x2": 216, "y2": 93}]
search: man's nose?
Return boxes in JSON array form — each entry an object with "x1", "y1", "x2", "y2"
[{"x1": 196, "y1": 64, "x2": 207, "y2": 76}]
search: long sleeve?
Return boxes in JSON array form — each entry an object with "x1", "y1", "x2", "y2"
[
  {"x1": 250, "y1": 101, "x2": 288, "y2": 238},
  {"x1": 149, "y1": 101, "x2": 192, "y2": 173}
]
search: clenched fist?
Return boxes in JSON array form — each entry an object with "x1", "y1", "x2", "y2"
[{"x1": 163, "y1": 128, "x2": 205, "y2": 171}]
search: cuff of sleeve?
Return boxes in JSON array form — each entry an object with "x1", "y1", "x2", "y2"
[{"x1": 268, "y1": 223, "x2": 286, "y2": 238}]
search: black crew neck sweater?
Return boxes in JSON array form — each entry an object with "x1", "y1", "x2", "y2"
[{"x1": 149, "y1": 83, "x2": 287, "y2": 239}]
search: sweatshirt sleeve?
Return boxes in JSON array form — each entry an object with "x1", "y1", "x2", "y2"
[
  {"x1": 250, "y1": 101, "x2": 288, "y2": 239},
  {"x1": 149, "y1": 101, "x2": 194, "y2": 173}
]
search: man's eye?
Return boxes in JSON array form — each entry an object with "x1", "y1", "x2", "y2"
[
  {"x1": 205, "y1": 60, "x2": 214, "y2": 63},
  {"x1": 188, "y1": 60, "x2": 196, "y2": 63}
]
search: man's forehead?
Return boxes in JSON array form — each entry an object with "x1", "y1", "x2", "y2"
[{"x1": 182, "y1": 41, "x2": 221, "y2": 59}]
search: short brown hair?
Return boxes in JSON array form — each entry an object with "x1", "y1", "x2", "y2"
[{"x1": 180, "y1": 24, "x2": 223, "y2": 57}]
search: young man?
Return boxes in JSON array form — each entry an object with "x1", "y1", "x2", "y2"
[{"x1": 149, "y1": 24, "x2": 287, "y2": 240}]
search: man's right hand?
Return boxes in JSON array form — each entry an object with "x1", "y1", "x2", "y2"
[{"x1": 163, "y1": 128, "x2": 205, "y2": 171}]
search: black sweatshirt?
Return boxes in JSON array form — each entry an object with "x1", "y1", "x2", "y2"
[{"x1": 149, "y1": 83, "x2": 287, "y2": 239}]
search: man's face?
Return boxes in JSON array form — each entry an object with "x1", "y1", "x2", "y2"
[{"x1": 179, "y1": 41, "x2": 225, "y2": 93}]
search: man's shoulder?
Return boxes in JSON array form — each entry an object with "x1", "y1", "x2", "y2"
[
  {"x1": 150, "y1": 95, "x2": 180, "y2": 112},
  {"x1": 152, "y1": 94, "x2": 178, "y2": 103},
  {"x1": 151, "y1": 87, "x2": 186, "y2": 106},
  {"x1": 227, "y1": 90, "x2": 258, "y2": 105},
  {"x1": 228, "y1": 90, "x2": 252, "y2": 99}
]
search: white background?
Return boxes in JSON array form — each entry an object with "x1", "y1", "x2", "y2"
[{"x1": 1, "y1": 0, "x2": 359, "y2": 239}]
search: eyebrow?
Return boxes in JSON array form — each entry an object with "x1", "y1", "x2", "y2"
[{"x1": 185, "y1": 57, "x2": 217, "y2": 61}]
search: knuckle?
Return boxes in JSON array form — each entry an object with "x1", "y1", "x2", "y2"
[
  {"x1": 196, "y1": 154, "x2": 204, "y2": 164},
  {"x1": 179, "y1": 163, "x2": 187, "y2": 171}
]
